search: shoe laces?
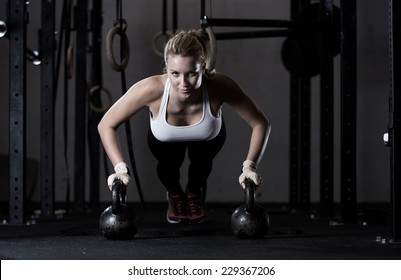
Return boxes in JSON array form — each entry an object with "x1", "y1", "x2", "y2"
[
  {"x1": 187, "y1": 193, "x2": 202, "y2": 214},
  {"x1": 170, "y1": 195, "x2": 186, "y2": 215}
]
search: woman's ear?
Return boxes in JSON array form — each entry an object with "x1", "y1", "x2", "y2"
[{"x1": 202, "y1": 62, "x2": 207, "y2": 74}]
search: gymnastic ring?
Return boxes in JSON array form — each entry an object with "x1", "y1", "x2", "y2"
[
  {"x1": 205, "y1": 26, "x2": 217, "y2": 71},
  {"x1": 106, "y1": 26, "x2": 130, "y2": 71},
  {"x1": 88, "y1": 85, "x2": 113, "y2": 113},
  {"x1": 152, "y1": 30, "x2": 173, "y2": 57},
  {"x1": 66, "y1": 46, "x2": 74, "y2": 79}
]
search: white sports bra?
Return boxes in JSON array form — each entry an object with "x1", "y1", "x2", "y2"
[{"x1": 150, "y1": 80, "x2": 222, "y2": 142}]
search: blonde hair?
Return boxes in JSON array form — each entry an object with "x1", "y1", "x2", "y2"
[{"x1": 164, "y1": 29, "x2": 215, "y2": 78}]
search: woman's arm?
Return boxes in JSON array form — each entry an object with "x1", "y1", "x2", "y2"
[
  {"x1": 216, "y1": 73, "x2": 271, "y2": 164},
  {"x1": 98, "y1": 76, "x2": 163, "y2": 166},
  {"x1": 214, "y1": 73, "x2": 271, "y2": 186}
]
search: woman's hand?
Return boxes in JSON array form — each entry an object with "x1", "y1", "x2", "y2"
[
  {"x1": 107, "y1": 162, "x2": 131, "y2": 190},
  {"x1": 239, "y1": 160, "x2": 262, "y2": 188}
]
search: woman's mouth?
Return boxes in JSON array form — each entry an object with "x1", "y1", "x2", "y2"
[{"x1": 180, "y1": 87, "x2": 191, "y2": 93}]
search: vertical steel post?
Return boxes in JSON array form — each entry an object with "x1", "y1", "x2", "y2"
[
  {"x1": 319, "y1": 0, "x2": 335, "y2": 217},
  {"x1": 289, "y1": 76, "x2": 300, "y2": 209},
  {"x1": 289, "y1": 0, "x2": 311, "y2": 210},
  {"x1": 8, "y1": 0, "x2": 27, "y2": 224},
  {"x1": 74, "y1": 0, "x2": 88, "y2": 212},
  {"x1": 172, "y1": 0, "x2": 178, "y2": 32},
  {"x1": 88, "y1": 0, "x2": 103, "y2": 211},
  {"x1": 40, "y1": 0, "x2": 56, "y2": 219},
  {"x1": 299, "y1": 75, "x2": 311, "y2": 209},
  {"x1": 340, "y1": 0, "x2": 357, "y2": 223},
  {"x1": 289, "y1": 0, "x2": 300, "y2": 210},
  {"x1": 388, "y1": 0, "x2": 401, "y2": 241},
  {"x1": 200, "y1": 0, "x2": 206, "y2": 20}
]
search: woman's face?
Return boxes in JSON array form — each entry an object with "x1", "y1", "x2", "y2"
[{"x1": 166, "y1": 54, "x2": 204, "y2": 97}]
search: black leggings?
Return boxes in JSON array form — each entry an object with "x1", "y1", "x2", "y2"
[{"x1": 148, "y1": 121, "x2": 226, "y2": 196}]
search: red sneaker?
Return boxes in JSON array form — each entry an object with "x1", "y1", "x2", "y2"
[
  {"x1": 186, "y1": 192, "x2": 207, "y2": 224},
  {"x1": 166, "y1": 193, "x2": 188, "y2": 224}
]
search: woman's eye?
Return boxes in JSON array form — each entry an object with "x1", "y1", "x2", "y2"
[{"x1": 171, "y1": 72, "x2": 179, "y2": 77}]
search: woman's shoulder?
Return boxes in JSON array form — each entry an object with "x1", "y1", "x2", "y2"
[
  {"x1": 132, "y1": 74, "x2": 166, "y2": 98},
  {"x1": 206, "y1": 72, "x2": 240, "y2": 93},
  {"x1": 205, "y1": 72, "x2": 247, "y2": 105},
  {"x1": 208, "y1": 72, "x2": 237, "y2": 86},
  {"x1": 137, "y1": 74, "x2": 166, "y2": 90},
  {"x1": 121, "y1": 75, "x2": 166, "y2": 108}
]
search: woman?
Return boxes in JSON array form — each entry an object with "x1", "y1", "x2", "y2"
[{"x1": 98, "y1": 29, "x2": 271, "y2": 224}]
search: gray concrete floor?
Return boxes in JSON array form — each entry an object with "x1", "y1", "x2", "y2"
[{"x1": 0, "y1": 203, "x2": 400, "y2": 260}]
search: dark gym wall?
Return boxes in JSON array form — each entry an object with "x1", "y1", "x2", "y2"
[{"x1": 0, "y1": 0, "x2": 390, "y2": 204}]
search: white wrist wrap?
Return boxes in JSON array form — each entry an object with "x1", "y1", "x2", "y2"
[
  {"x1": 107, "y1": 162, "x2": 131, "y2": 190},
  {"x1": 239, "y1": 160, "x2": 262, "y2": 188},
  {"x1": 243, "y1": 160, "x2": 257, "y2": 171},
  {"x1": 114, "y1": 162, "x2": 129, "y2": 173}
]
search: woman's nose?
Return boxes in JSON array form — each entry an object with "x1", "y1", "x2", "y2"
[{"x1": 181, "y1": 74, "x2": 188, "y2": 85}]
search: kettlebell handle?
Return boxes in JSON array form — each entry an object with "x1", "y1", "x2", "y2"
[
  {"x1": 111, "y1": 179, "x2": 126, "y2": 214},
  {"x1": 244, "y1": 179, "x2": 256, "y2": 212}
]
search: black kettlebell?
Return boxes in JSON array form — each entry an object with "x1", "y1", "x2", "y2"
[
  {"x1": 99, "y1": 179, "x2": 137, "y2": 240},
  {"x1": 231, "y1": 179, "x2": 269, "y2": 239}
]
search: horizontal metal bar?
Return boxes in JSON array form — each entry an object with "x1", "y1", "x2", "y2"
[
  {"x1": 215, "y1": 29, "x2": 290, "y2": 40},
  {"x1": 209, "y1": 18, "x2": 292, "y2": 28}
]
